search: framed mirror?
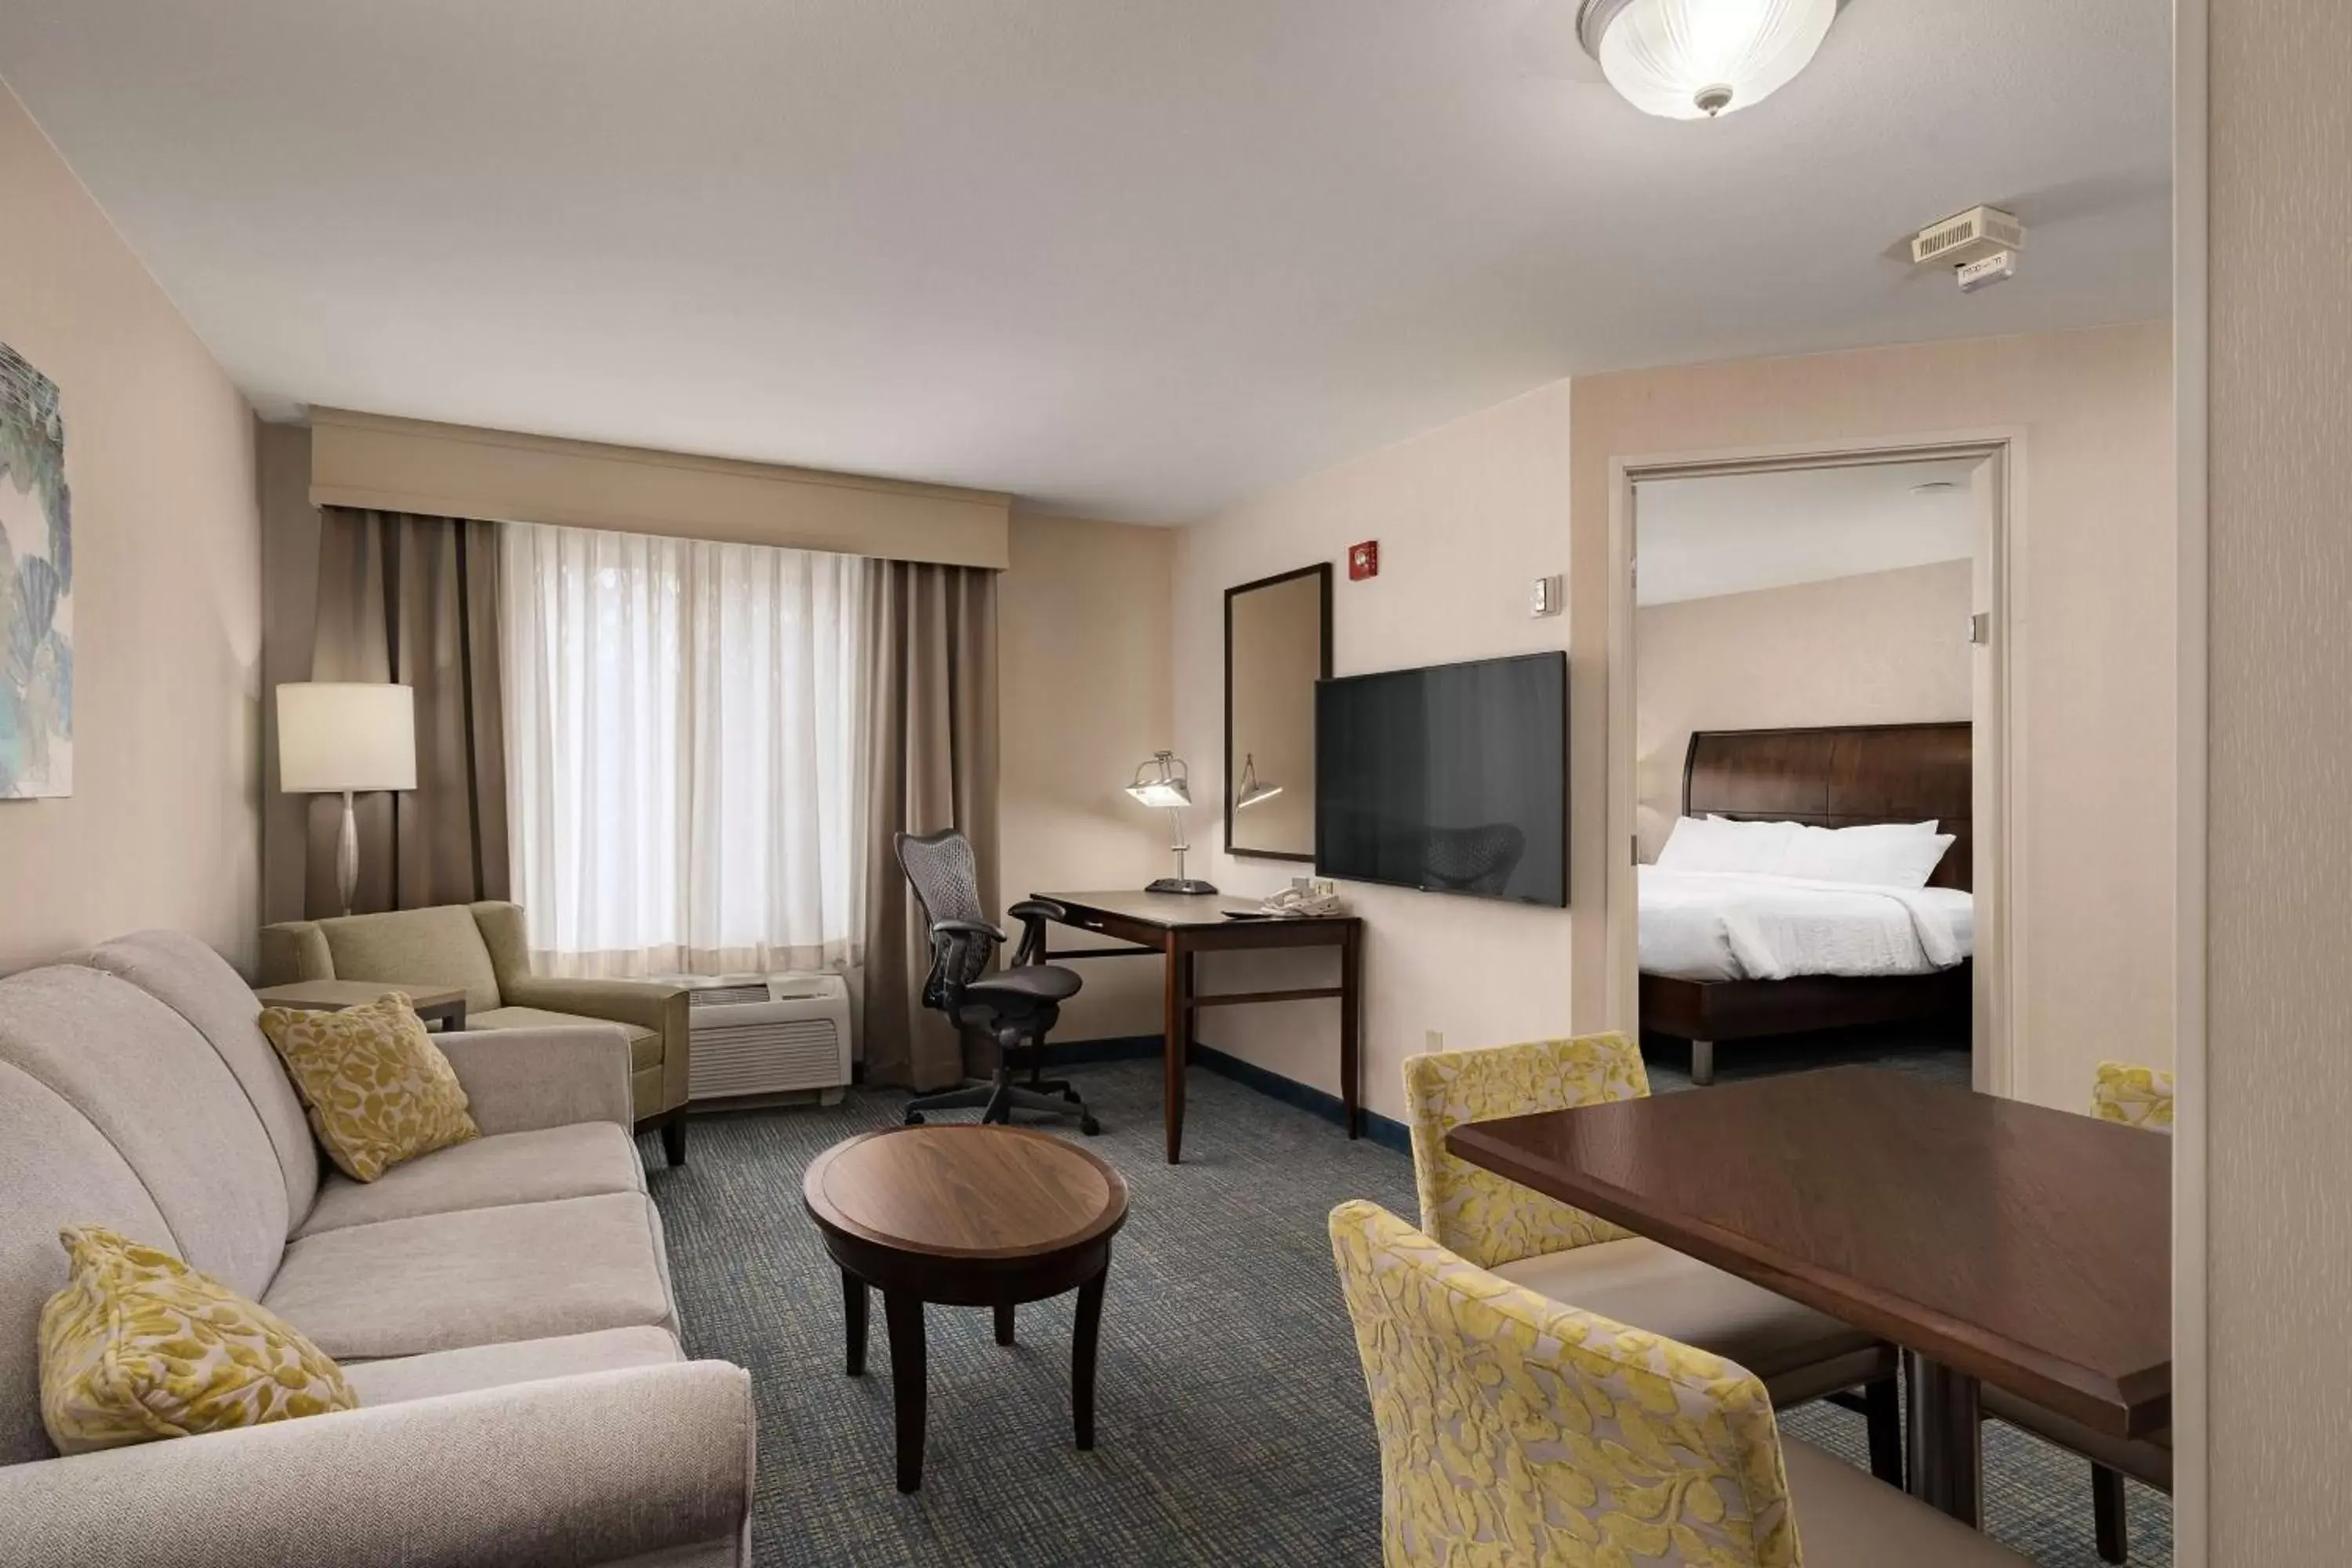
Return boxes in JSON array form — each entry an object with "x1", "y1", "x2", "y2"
[{"x1": 1224, "y1": 562, "x2": 1332, "y2": 861}]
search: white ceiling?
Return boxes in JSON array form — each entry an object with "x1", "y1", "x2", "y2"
[
  {"x1": 0, "y1": 1, "x2": 2169, "y2": 522},
  {"x1": 1635, "y1": 458, "x2": 1977, "y2": 605}
]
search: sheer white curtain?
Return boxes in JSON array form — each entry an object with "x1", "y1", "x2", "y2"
[{"x1": 502, "y1": 520, "x2": 870, "y2": 976}]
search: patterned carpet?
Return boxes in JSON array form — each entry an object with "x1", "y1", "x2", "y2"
[{"x1": 641, "y1": 1053, "x2": 2170, "y2": 1566}]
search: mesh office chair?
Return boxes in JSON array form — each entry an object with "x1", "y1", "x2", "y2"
[{"x1": 895, "y1": 829, "x2": 1098, "y2": 1134}]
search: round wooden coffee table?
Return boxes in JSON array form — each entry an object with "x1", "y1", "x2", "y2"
[{"x1": 802, "y1": 1123, "x2": 1129, "y2": 1493}]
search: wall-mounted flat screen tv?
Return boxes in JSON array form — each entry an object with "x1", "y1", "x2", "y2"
[{"x1": 1314, "y1": 650, "x2": 1566, "y2": 907}]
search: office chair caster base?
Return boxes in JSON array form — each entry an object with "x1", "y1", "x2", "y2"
[
  {"x1": 982, "y1": 1082, "x2": 1098, "y2": 1131},
  {"x1": 905, "y1": 1078, "x2": 1101, "y2": 1133}
]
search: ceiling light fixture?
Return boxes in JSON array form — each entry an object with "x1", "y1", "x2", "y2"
[{"x1": 1577, "y1": 0, "x2": 1839, "y2": 121}]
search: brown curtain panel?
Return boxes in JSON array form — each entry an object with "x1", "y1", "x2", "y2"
[
  {"x1": 860, "y1": 560, "x2": 1000, "y2": 1091},
  {"x1": 304, "y1": 507, "x2": 509, "y2": 916}
]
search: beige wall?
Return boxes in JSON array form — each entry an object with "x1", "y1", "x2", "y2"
[
  {"x1": 1573, "y1": 322, "x2": 2176, "y2": 1111},
  {"x1": 2205, "y1": 2, "x2": 2350, "y2": 1555},
  {"x1": 0, "y1": 85, "x2": 261, "y2": 971},
  {"x1": 997, "y1": 512, "x2": 1175, "y2": 1041},
  {"x1": 1635, "y1": 561, "x2": 1973, "y2": 858},
  {"x1": 1173, "y1": 382, "x2": 1575, "y2": 1123}
]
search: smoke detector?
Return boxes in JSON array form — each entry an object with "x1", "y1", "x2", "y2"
[{"x1": 1911, "y1": 205, "x2": 2026, "y2": 293}]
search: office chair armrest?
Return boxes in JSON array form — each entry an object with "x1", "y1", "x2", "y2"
[{"x1": 1007, "y1": 899, "x2": 1065, "y2": 967}]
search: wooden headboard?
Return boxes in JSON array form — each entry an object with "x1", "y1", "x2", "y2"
[{"x1": 1682, "y1": 722, "x2": 1973, "y2": 891}]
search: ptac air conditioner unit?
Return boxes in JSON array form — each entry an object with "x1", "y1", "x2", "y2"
[{"x1": 673, "y1": 973, "x2": 853, "y2": 1105}]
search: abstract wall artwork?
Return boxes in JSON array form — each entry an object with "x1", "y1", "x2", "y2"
[{"x1": 0, "y1": 343, "x2": 71, "y2": 798}]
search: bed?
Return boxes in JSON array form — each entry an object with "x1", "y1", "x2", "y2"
[{"x1": 1638, "y1": 722, "x2": 1973, "y2": 1085}]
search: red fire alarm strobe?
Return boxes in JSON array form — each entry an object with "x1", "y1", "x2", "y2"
[{"x1": 1348, "y1": 540, "x2": 1379, "y2": 581}]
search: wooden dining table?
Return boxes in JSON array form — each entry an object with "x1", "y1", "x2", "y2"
[{"x1": 1447, "y1": 1065, "x2": 2172, "y2": 1527}]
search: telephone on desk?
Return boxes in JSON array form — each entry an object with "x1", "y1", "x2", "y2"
[{"x1": 1254, "y1": 879, "x2": 1345, "y2": 919}]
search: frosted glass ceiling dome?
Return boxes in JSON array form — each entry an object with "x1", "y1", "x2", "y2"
[{"x1": 1579, "y1": 0, "x2": 1840, "y2": 120}]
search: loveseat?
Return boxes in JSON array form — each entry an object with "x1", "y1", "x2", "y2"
[
  {"x1": 258, "y1": 902, "x2": 694, "y2": 1163},
  {"x1": 0, "y1": 930, "x2": 754, "y2": 1567}
]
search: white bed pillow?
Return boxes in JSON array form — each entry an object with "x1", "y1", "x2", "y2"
[
  {"x1": 1654, "y1": 815, "x2": 1795, "y2": 874},
  {"x1": 1774, "y1": 821, "x2": 1957, "y2": 888}
]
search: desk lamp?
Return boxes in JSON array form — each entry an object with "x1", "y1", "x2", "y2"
[{"x1": 1126, "y1": 751, "x2": 1217, "y2": 895}]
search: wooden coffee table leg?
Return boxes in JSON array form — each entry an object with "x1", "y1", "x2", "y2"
[
  {"x1": 1072, "y1": 1264, "x2": 1107, "y2": 1450},
  {"x1": 884, "y1": 1291, "x2": 927, "y2": 1492},
  {"x1": 843, "y1": 1271, "x2": 868, "y2": 1376},
  {"x1": 995, "y1": 1301, "x2": 1015, "y2": 1346}
]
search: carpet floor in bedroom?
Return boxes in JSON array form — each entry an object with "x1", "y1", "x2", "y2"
[{"x1": 640, "y1": 1051, "x2": 2169, "y2": 1567}]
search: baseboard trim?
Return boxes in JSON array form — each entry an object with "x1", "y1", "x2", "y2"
[
  {"x1": 1190, "y1": 1043, "x2": 1412, "y2": 1155},
  {"x1": 922, "y1": 1029, "x2": 1392, "y2": 1152},
  {"x1": 1052, "y1": 1035, "x2": 1166, "y2": 1065},
  {"x1": 995, "y1": 1033, "x2": 1412, "y2": 1154}
]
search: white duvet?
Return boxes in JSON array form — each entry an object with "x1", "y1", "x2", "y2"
[{"x1": 1639, "y1": 866, "x2": 1975, "y2": 983}]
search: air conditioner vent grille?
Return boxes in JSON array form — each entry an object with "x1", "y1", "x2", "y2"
[
  {"x1": 1908, "y1": 205, "x2": 2027, "y2": 270},
  {"x1": 690, "y1": 1018, "x2": 844, "y2": 1098},
  {"x1": 1918, "y1": 220, "x2": 1973, "y2": 260},
  {"x1": 673, "y1": 971, "x2": 854, "y2": 1102},
  {"x1": 689, "y1": 983, "x2": 771, "y2": 1008}
]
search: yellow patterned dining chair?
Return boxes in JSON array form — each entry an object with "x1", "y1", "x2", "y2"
[
  {"x1": 1328, "y1": 1201, "x2": 2030, "y2": 1568},
  {"x1": 2090, "y1": 1060, "x2": 2176, "y2": 1130},
  {"x1": 1402, "y1": 1033, "x2": 1904, "y2": 1484},
  {"x1": 1980, "y1": 1059, "x2": 2176, "y2": 1564}
]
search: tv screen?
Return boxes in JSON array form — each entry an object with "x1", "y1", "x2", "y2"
[{"x1": 1315, "y1": 651, "x2": 1566, "y2": 907}]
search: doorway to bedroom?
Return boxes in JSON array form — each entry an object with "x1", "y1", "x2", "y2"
[{"x1": 1626, "y1": 453, "x2": 2001, "y2": 1093}]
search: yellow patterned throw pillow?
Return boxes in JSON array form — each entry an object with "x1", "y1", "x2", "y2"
[
  {"x1": 259, "y1": 991, "x2": 480, "y2": 1181},
  {"x1": 39, "y1": 1226, "x2": 358, "y2": 1454}
]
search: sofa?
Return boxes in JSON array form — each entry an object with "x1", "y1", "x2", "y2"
[
  {"x1": 0, "y1": 930, "x2": 754, "y2": 1567},
  {"x1": 258, "y1": 902, "x2": 694, "y2": 1164}
]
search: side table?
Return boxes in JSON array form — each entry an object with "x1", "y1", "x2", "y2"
[
  {"x1": 252, "y1": 979, "x2": 470, "y2": 1033},
  {"x1": 802, "y1": 1123, "x2": 1129, "y2": 1492}
]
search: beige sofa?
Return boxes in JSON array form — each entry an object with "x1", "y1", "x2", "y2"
[
  {"x1": 0, "y1": 931, "x2": 754, "y2": 1567},
  {"x1": 259, "y1": 902, "x2": 694, "y2": 1164}
]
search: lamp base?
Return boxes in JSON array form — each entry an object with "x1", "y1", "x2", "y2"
[
  {"x1": 1145, "y1": 877, "x2": 1220, "y2": 896},
  {"x1": 336, "y1": 789, "x2": 360, "y2": 918}
]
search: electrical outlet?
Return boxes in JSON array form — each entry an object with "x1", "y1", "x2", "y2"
[{"x1": 1425, "y1": 1029, "x2": 1445, "y2": 1054}]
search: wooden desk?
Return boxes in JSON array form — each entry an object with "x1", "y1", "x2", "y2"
[
  {"x1": 1447, "y1": 1066, "x2": 2171, "y2": 1526},
  {"x1": 252, "y1": 980, "x2": 470, "y2": 1032},
  {"x1": 1033, "y1": 891, "x2": 1362, "y2": 1164}
]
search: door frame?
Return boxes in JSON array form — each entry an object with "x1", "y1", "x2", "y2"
[
  {"x1": 1603, "y1": 430, "x2": 2026, "y2": 1097},
  {"x1": 2169, "y1": 0, "x2": 2210, "y2": 1557}
]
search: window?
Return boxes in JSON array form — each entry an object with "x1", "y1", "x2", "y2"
[{"x1": 502, "y1": 520, "x2": 869, "y2": 976}]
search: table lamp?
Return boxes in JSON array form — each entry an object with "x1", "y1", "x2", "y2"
[
  {"x1": 1125, "y1": 750, "x2": 1217, "y2": 895},
  {"x1": 277, "y1": 682, "x2": 417, "y2": 916}
]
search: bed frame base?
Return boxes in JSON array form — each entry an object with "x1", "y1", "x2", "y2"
[{"x1": 1641, "y1": 964, "x2": 1971, "y2": 1086}]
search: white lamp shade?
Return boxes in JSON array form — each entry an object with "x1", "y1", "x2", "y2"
[
  {"x1": 277, "y1": 683, "x2": 418, "y2": 793},
  {"x1": 1589, "y1": 0, "x2": 1837, "y2": 120}
]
